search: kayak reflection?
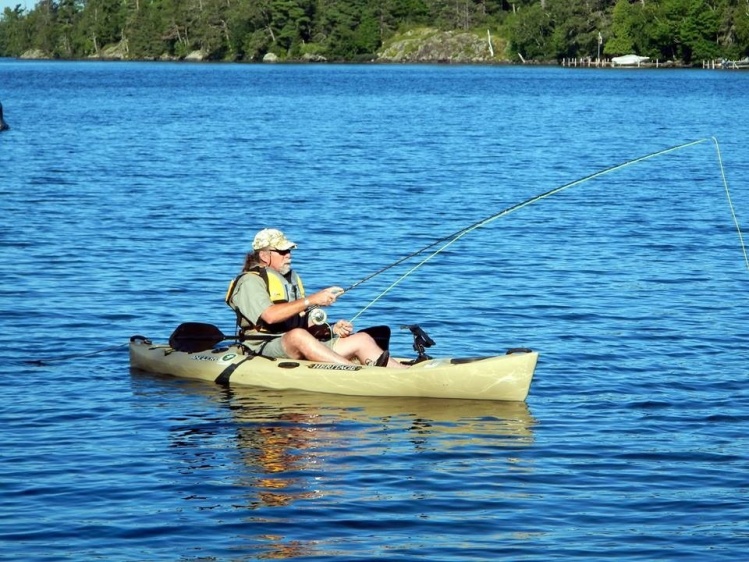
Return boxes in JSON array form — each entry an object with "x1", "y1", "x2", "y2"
[
  {"x1": 139, "y1": 372, "x2": 537, "y2": 520},
  {"x1": 223, "y1": 387, "x2": 537, "y2": 508}
]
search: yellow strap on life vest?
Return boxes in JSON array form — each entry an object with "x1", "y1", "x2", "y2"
[{"x1": 225, "y1": 268, "x2": 306, "y2": 306}]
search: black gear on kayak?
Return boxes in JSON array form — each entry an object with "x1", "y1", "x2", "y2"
[
  {"x1": 403, "y1": 324, "x2": 434, "y2": 363},
  {"x1": 168, "y1": 322, "x2": 228, "y2": 352}
]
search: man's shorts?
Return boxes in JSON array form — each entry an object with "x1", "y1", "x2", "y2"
[{"x1": 249, "y1": 333, "x2": 340, "y2": 359}]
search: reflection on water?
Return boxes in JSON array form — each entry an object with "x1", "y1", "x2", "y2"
[
  {"x1": 230, "y1": 388, "x2": 537, "y2": 511},
  {"x1": 134, "y1": 372, "x2": 538, "y2": 558},
  {"x1": 155, "y1": 375, "x2": 537, "y2": 505},
  {"x1": 234, "y1": 408, "x2": 324, "y2": 509}
]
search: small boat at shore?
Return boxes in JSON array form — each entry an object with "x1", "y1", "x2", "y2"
[
  {"x1": 612, "y1": 54, "x2": 650, "y2": 67},
  {"x1": 129, "y1": 324, "x2": 538, "y2": 401}
]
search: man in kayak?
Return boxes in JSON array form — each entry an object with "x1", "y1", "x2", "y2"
[{"x1": 226, "y1": 228, "x2": 405, "y2": 368}]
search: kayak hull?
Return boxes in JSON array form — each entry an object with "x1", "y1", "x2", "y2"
[{"x1": 129, "y1": 337, "x2": 537, "y2": 401}]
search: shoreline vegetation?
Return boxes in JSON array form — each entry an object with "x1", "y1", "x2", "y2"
[{"x1": 1, "y1": 1, "x2": 748, "y2": 68}]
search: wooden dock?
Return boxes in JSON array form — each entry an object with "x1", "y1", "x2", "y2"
[{"x1": 559, "y1": 57, "x2": 748, "y2": 70}]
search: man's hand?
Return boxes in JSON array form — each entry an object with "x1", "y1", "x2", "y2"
[
  {"x1": 332, "y1": 319, "x2": 353, "y2": 337},
  {"x1": 311, "y1": 286, "x2": 344, "y2": 306}
]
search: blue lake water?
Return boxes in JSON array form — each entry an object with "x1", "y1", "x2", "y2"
[{"x1": 1, "y1": 60, "x2": 748, "y2": 561}]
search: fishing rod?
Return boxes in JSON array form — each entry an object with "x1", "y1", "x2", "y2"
[
  {"x1": 344, "y1": 137, "x2": 747, "y2": 322},
  {"x1": 345, "y1": 138, "x2": 709, "y2": 295}
]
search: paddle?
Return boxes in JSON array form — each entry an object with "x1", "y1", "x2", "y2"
[
  {"x1": 168, "y1": 322, "x2": 237, "y2": 352},
  {"x1": 168, "y1": 322, "x2": 393, "y2": 353}
]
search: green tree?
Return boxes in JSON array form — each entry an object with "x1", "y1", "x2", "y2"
[
  {"x1": 156, "y1": 0, "x2": 200, "y2": 57},
  {"x1": 76, "y1": 0, "x2": 125, "y2": 55},
  {"x1": 238, "y1": 0, "x2": 275, "y2": 59},
  {"x1": 190, "y1": 0, "x2": 233, "y2": 59},
  {"x1": 126, "y1": 0, "x2": 169, "y2": 59},
  {"x1": 270, "y1": 0, "x2": 315, "y2": 56},
  {"x1": 1, "y1": 0, "x2": 747, "y2": 62},
  {"x1": 25, "y1": 0, "x2": 58, "y2": 56},
  {"x1": 385, "y1": 0, "x2": 430, "y2": 28},
  {"x1": 428, "y1": 0, "x2": 489, "y2": 30},
  {"x1": 732, "y1": 1, "x2": 749, "y2": 58},
  {"x1": 679, "y1": 0, "x2": 720, "y2": 62},
  {"x1": 56, "y1": 0, "x2": 79, "y2": 57},
  {"x1": 547, "y1": 0, "x2": 606, "y2": 59},
  {"x1": 223, "y1": 0, "x2": 253, "y2": 59},
  {"x1": 0, "y1": 5, "x2": 31, "y2": 56},
  {"x1": 631, "y1": 1, "x2": 674, "y2": 59},
  {"x1": 605, "y1": 0, "x2": 635, "y2": 55},
  {"x1": 506, "y1": 2, "x2": 552, "y2": 60},
  {"x1": 314, "y1": 0, "x2": 381, "y2": 59}
]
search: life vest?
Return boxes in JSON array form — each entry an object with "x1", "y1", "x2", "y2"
[{"x1": 225, "y1": 266, "x2": 306, "y2": 338}]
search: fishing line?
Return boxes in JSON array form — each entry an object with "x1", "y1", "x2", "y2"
[
  {"x1": 345, "y1": 137, "x2": 708, "y2": 296},
  {"x1": 711, "y1": 136, "x2": 749, "y2": 271},
  {"x1": 349, "y1": 137, "x2": 746, "y2": 322}
]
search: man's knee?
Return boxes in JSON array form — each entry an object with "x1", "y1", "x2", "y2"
[
  {"x1": 285, "y1": 328, "x2": 312, "y2": 342},
  {"x1": 354, "y1": 332, "x2": 377, "y2": 349},
  {"x1": 283, "y1": 328, "x2": 318, "y2": 352},
  {"x1": 281, "y1": 328, "x2": 314, "y2": 356}
]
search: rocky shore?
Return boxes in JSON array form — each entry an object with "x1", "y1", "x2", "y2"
[{"x1": 19, "y1": 28, "x2": 511, "y2": 64}]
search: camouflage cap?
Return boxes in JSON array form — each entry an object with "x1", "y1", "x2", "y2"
[{"x1": 252, "y1": 228, "x2": 297, "y2": 251}]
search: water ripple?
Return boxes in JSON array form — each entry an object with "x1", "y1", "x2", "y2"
[{"x1": 2, "y1": 62, "x2": 749, "y2": 561}]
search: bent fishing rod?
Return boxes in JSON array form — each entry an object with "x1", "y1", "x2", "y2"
[{"x1": 339, "y1": 137, "x2": 747, "y2": 322}]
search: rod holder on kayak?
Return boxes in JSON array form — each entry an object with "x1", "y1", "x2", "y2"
[{"x1": 402, "y1": 324, "x2": 434, "y2": 362}]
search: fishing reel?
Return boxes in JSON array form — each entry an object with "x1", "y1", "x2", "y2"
[
  {"x1": 308, "y1": 307, "x2": 328, "y2": 326},
  {"x1": 402, "y1": 324, "x2": 435, "y2": 362},
  {"x1": 305, "y1": 307, "x2": 332, "y2": 341}
]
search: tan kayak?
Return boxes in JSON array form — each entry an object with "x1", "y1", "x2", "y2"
[{"x1": 129, "y1": 334, "x2": 538, "y2": 401}]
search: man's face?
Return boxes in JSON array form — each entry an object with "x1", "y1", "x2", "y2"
[{"x1": 264, "y1": 248, "x2": 292, "y2": 276}]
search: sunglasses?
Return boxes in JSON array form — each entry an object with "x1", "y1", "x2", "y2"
[{"x1": 270, "y1": 249, "x2": 292, "y2": 255}]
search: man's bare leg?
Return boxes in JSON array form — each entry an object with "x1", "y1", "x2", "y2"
[{"x1": 281, "y1": 329, "x2": 354, "y2": 364}]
